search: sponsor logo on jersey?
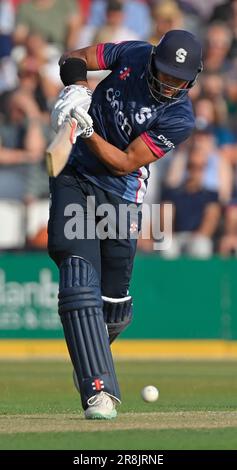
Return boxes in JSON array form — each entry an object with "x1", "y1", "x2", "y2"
[
  {"x1": 157, "y1": 134, "x2": 175, "y2": 149},
  {"x1": 135, "y1": 107, "x2": 152, "y2": 124},
  {"x1": 106, "y1": 88, "x2": 132, "y2": 136},
  {"x1": 106, "y1": 89, "x2": 154, "y2": 136},
  {"x1": 119, "y1": 67, "x2": 131, "y2": 80}
]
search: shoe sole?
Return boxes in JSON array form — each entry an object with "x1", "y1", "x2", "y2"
[{"x1": 85, "y1": 410, "x2": 117, "y2": 420}]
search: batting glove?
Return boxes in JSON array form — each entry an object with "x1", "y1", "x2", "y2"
[
  {"x1": 51, "y1": 84, "x2": 92, "y2": 133},
  {"x1": 71, "y1": 107, "x2": 94, "y2": 139}
]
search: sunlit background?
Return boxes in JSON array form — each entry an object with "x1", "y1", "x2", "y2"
[{"x1": 0, "y1": 0, "x2": 237, "y2": 360}]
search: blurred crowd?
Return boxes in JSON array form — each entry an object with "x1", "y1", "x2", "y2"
[{"x1": 1, "y1": 0, "x2": 237, "y2": 257}]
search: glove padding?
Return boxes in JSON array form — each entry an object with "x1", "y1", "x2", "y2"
[
  {"x1": 51, "y1": 84, "x2": 92, "y2": 133},
  {"x1": 71, "y1": 107, "x2": 94, "y2": 139}
]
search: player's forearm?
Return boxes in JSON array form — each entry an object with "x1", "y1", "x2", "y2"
[
  {"x1": 85, "y1": 133, "x2": 131, "y2": 176},
  {"x1": 59, "y1": 45, "x2": 99, "y2": 71}
]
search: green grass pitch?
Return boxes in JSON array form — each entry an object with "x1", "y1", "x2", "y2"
[{"x1": 0, "y1": 360, "x2": 237, "y2": 450}]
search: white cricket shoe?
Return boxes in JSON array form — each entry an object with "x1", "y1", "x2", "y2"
[{"x1": 85, "y1": 391, "x2": 117, "y2": 420}]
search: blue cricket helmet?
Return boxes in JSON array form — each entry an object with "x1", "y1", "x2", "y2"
[
  {"x1": 154, "y1": 29, "x2": 203, "y2": 81},
  {"x1": 147, "y1": 29, "x2": 203, "y2": 102}
]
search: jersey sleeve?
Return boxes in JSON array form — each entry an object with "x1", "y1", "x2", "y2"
[
  {"x1": 96, "y1": 41, "x2": 146, "y2": 70},
  {"x1": 140, "y1": 116, "x2": 195, "y2": 159}
]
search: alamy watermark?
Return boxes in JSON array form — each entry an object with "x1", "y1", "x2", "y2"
[{"x1": 63, "y1": 196, "x2": 173, "y2": 251}]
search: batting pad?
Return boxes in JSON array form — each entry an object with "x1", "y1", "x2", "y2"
[
  {"x1": 58, "y1": 256, "x2": 121, "y2": 408},
  {"x1": 102, "y1": 295, "x2": 133, "y2": 344}
]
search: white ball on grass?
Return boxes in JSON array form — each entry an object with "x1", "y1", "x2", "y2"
[{"x1": 141, "y1": 385, "x2": 159, "y2": 403}]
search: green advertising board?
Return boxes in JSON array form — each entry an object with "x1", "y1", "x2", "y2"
[
  {"x1": 0, "y1": 253, "x2": 60, "y2": 338},
  {"x1": 0, "y1": 253, "x2": 236, "y2": 339}
]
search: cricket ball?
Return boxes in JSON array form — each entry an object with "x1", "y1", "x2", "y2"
[{"x1": 141, "y1": 385, "x2": 159, "y2": 402}]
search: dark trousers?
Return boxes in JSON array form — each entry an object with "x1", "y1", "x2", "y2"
[{"x1": 48, "y1": 165, "x2": 142, "y2": 297}]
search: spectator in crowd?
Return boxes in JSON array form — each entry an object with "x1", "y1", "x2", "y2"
[
  {"x1": 179, "y1": 0, "x2": 224, "y2": 20},
  {"x1": 149, "y1": 1, "x2": 184, "y2": 45},
  {"x1": 198, "y1": 70, "x2": 237, "y2": 135},
  {"x1": 76, "y1": 0, "x2": 92, "y2": 22},
  {"x1": 12, "y1": 32, "x2": 63, "y2": 120},
  {"x1": 219, "y1": 203, "x2": 237, "y2": 255},
  {"x1": 14, "y1": 0, "x2": 81, "y2": 51},
  {"x1": 39, "y1": 61, "x2": 62, "y2": 113},
  {"x1": 1, "y1": 0, "x2": 237, "y2": 254},
  {"x1": 88, "y1": 0, "x2": 151, "y2": 39},
  {"x1": 226, "y1": 0, "x2": 237, "y2": 58},
  {"x1": 165, "y1": 123, "x2": 234, "y2": 205},
  {"x1": 160, "y1": 148, "x2": 221, "y2": 258},
  {"x1": 200, "y1": 71, "x2": 225, "y2": 103},
  {"x1": 0, "y1": 0, "x2": 18, "y2": 93},
  {"x1": 203, "y1": 22, "x2": 233, "y2": 74},
  {"x1": 210, "y1": 0, "x2": 237, "y2": 60},
  {"x1": 218, "y1": 137, "x2": 237, "y2": 256},
  {"x1": 174, "y1": 0, "x2": 203, "y2": 35},
  {"x1": 92, "y1": 0, "x2": 139, "y2": 44},
  {"x1": 77, "y1": 0, "x2": 139, "y2": 48},
  {"x1": 0, "y1": 89, "x2": 45, "y2": 200},
  {"x1": 224, "y1": 66, "x2": 237, "y2": 134},
  {"x1": 76, "y1": 1, "x2": 140, "y2": 91},
  {"x1": 209, "y1": 0, "x2": 233, "y2": 24},
  {"x1": 0, "y1": 0, "x2": 15, "y2": 58},
  {"x1": 194, "y1": 97, "x2": 236, "y2": 148}
]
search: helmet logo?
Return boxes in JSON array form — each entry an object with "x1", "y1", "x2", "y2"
[{"x1": 176, "y1": 48, "x2": 188, "y2": 63}]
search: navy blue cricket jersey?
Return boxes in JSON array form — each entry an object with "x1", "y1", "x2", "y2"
[{"x1": 70, "y1": 41, "x2": 195, "y2": 203}]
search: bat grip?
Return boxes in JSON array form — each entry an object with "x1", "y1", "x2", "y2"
[{"x1": 65, "y1": 117, "x2": 78, "y2": 145}]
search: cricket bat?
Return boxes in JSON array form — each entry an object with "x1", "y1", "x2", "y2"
[{"x1": 46, "y1": 117, "x2": 80, "y2": 177}]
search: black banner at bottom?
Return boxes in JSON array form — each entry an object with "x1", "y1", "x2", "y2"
[{"x1": 0, "y1": 450, "x2": 236, "y2": 467}]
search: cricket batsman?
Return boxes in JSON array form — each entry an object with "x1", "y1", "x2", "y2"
[{"x1": 48, "y1": 30, "x2": 203, "y2": 419}]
